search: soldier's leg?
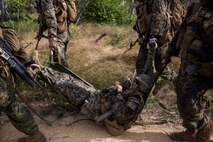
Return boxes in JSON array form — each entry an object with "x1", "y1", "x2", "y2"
[
  {"x1": 0, "y1": 77, "x2": 38, "y2": 135},
  {"x1": 171, "y1": 76, "x2": 213, "y2": 141},
  {"x1": 0, "y1": 77, "x2": 46, "y2": 142},
  {"x1": 135, "y1": 44, "x2": 148, "y2": 75}
]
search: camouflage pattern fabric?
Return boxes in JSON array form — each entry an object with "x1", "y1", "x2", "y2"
[
  {"x1": 0, "y1": 26, "x2": 38, "y2": 135},
  {"x1": 39, "y1": 67, "x2": 102, "y2": 118},
  {"x1": 0, "y1": 76, "x2": 38, "y2": 135},
  {"x1": 166, "y1": 3, "x2": 213, "y2": 130},
  {"x1": 175, "y1": 74, "x2": 212, "y2": 130},
  {"x1": 36, "y1": 0, "x2": 73, "y2": 67},
  {"x1": 38, "y1": 67, "x2": 145, "y2": 135},
  {"x1": 134, "y1": 0, "x2": 183, "y2": 80}
]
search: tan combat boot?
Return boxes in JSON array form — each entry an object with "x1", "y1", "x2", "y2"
[
  {"x1": 17, "y1": 130, "x2": 47, "y2": 142},
  {"x1": 195, "y1": 121, "x2": 213, "y2": 142},
  {"x1": 169, "y1": 129, "x2": 196, "y2": 141}
]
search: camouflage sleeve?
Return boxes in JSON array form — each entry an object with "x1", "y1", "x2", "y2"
[
  {"x1": 166, "y1": 4, "x2": 195, "y2": 56},
  {"x1": 150, "y1": 0, "x2": 167, "y2": 37},
  {"x1": 40, "y1": 0, "x2": 58, "y2": 40}
]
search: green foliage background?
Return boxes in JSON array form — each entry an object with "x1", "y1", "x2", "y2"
[
  {"x1": 76, "y1": 0, "x2": 134, "y2": 24},
  {"x1": 4, "y1": 0, "x2": 135, "y2": 27}
]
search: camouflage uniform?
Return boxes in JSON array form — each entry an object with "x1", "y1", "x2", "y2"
[
  {"x1": 134, "y1": 0, "x2": 184, "y2": 79},
  {"x1": 38, "y1": 67, "x2": 152, "y2": 136},
  {"x1": 35, "y1": 0, "x2": 77, "y2": 67},
  {"x1": 165, "y1": 1, "x2": 213, "y2": 138},
  {"x1": 0, "y1": 26, "x2": 38, "y2": 135}
]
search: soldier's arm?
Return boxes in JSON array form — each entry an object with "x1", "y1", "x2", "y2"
[
  {"x1": 150, "y1": 0, "x2": 167, "y2": 38},
  {"x1": 40, "y1": 0, "x2": 58, "y2": 41}
]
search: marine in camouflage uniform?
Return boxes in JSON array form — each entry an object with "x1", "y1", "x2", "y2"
[
  {"x1": 164, "y1": 0, "x2": 213, "y2": 141},
  {"x1": 0, "y1": 25, "x2": 46, "y2": 142},
  {"x1": 35, "y1": 0, "x2": 77, "y2": 67},
  {"x1": 134, "y1": 0, "x2": 184, "y2": 80},
  {"x1": 38, "y1": 66, "x2": 152, "y2": 136}
]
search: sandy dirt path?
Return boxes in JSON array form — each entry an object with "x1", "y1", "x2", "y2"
[{"x1": 0, "y1": 114, "x2": 183, "y2": 142}]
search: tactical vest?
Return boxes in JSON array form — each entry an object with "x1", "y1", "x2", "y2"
[
  {"x1": 136, "y1": 0, "x2": 184, "y2": 45},
  {"x1": 176, "y1": 4, "x2": 213, "y2": 65}
]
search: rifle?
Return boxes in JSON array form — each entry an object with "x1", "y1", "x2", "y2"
[{"x1": 0, "y1": 37, "x2": 43, "y2": 89}]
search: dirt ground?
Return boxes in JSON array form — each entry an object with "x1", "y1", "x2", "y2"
[{"x1": 0, "y1": 113, "x2": 183, "y2": 142}]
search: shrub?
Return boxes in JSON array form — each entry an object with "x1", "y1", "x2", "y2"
[
  {"x1": 6, "y1": 0, "x2": 31, "y2": 21},
  {"x1": 76, "y1": 0, "x2": 135, "y2": 25}
]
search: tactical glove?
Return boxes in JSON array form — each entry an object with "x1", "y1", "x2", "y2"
[{"x1": 148, "y1": 37, "x2": 157, "y2": 47}]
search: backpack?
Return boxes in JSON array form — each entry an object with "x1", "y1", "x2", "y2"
[{"x1": 65, "y1": 0, "x2": 77, "y2": 22}]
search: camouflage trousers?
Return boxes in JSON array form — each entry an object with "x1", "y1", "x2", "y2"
[
  {"x1": 175, "y1": 73, "x2": 213, "y2": 130},
  {"x1": 0, "y1": 76, "x2": 38, "y2": 135},
  {"x1": 52, "y1": 30, "x2": 70, "y2": 67}
]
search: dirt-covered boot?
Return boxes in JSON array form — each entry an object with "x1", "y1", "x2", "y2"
[
  {"x1": 169, "y1": 129, "x2": 196, "y2": 141},
  {"x1": 195, "y1": 121, "x2": 213, "y2": 142},
  {"x1": 17, "y1": 130, "x2": 47, "y2": 142}
]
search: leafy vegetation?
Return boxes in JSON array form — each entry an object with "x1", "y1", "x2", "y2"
[
  {"x1": 4, "y1": 0, "x2": 135, "y2": 30},
  {"x1": 76, "y1": 0, "x2": 135, "y2": 25}
]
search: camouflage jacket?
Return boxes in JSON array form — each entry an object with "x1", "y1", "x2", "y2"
[
  {"x1": 135, "y1": 0, "x2": 184, "y2": 45},
  {"x1": 167, "y1": 3, "x2": 213, "y2": 77},
  {"x1": 35, "y1": 0, "x2": 76, "y2": 40}
]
